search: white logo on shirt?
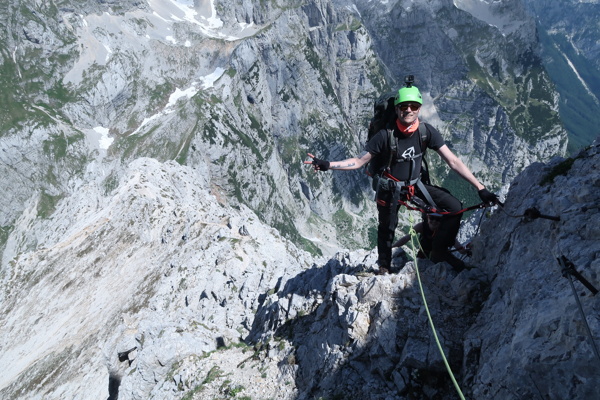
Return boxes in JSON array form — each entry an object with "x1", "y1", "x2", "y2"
[{"x1": 401, "y1": 146, "x2": 415, "y2": 159}]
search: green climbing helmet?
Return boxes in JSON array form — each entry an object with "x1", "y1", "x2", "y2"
[{"x1": 394, "y1": 86, "x2": 423, "y2": 105}]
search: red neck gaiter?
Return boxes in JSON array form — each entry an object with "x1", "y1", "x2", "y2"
[{"x1": 396, "y1": 118, "x2": 420, "y2": 136}]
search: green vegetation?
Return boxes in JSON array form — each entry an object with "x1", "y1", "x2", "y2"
[
  {"x1": 175, "y1": 131, "x2": 194, "y2": 165},
  {"x1": 367, "y1": 224, "x2": 377, "y2": 249},
  {"x1": 441, "y1": 171, "x2": 483, "y2": 219},
  {"x1": 335, "y1": 19, "x2": 362, "y2": 32},
  {"x1": 0, "y1": 225, "x2": 13, "y2": 250},
  {"x1": 113, "y1": 128, "x2": 155, "y2": 160},
  {"x1": 303, "y1": 39, "x2": 337, "y2": 102},
  {"x1": 181, "y1": 366, "x2": 226, "y2": 400},
  {"x1": 0, "y1": 12, "x2": 79, "y2": 131},
  {"x1": 225, "y1": 67, "x2": 237, "y2": 78},
  {"x1": 269, "y1": 204, "x2": 321, "y2": 256},
  {"x1": 147, "y1": 81, "x2": 176, "y2": 113},
  {"x1": 46, "y1": 78, "x2": 76, "y2": 105},
  {"x1": 465, "y1": 52, "x2": 562, "y2": 145},
  {"x1": 36, "y1": 191, "x2": 63, "y2": 219},
  {"x1": 365, "y1": 59, "x2": 388, "y2": 96},
  {"x1": 332, "y1": 209, "x2": 353, "y2": 234},
  {"x1": 540, "y1": 157, "x2": 576, "y2": 186},
  {"x1": 101, "y1": 172, "x2": 119, "y2": 197},
  {"x1": 42, "y1": 132, "x2": 84, "y2": 160}
]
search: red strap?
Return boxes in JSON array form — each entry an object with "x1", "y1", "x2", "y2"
[{"x1": 406, "y1": 185, "x2": 415, "y2": 199}]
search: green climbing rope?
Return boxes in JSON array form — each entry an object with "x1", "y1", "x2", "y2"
[{"x1": 407, "y1": 216, "x2": 466, "y2": 400}]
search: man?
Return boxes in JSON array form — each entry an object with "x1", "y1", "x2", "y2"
[{"x1": 305, "y1": 82, "x2": 500, "y2": 273}]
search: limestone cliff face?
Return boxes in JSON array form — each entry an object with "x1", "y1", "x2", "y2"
[
  {"x1": 465, "y1": 141, "x2": 600, "y2": 399},
  {"x1": 1, "y1": 0, "x2": 569, "y2": 258}
]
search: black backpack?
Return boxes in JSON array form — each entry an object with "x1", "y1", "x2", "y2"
[
  {"x1": 365, "y1": 93, "x2": 431, "y2": 185},
  {"x1": 367, "y1": 91, "x2": 397, "y2": 142}
]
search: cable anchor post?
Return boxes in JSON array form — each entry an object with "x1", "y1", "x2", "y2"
[
  {"x1": 558, "y1": 255, "x2": 598, "y2": 296},
  {"x1": 557, "y1": 255, "x2": 600, "y2": 365},
  {"x1": 523, "y1": 207, "x2": 560, "y2": 222}
]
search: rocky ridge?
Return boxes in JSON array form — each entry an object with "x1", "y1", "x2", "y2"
[
  {"x1": 1, "y1": 141, "x2": 598, "y2": 399},
  {"x1": 0, "y1": 157, "x2": 312, "y2": 399}
]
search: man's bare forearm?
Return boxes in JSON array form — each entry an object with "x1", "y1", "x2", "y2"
[
  {"x1": 329, "y1": 152, "x2": 371, "y2": 171},
  {"x1": 330, "y1": 160, "x2": 358, "y2": 170}
]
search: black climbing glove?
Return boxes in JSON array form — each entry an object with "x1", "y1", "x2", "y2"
[
  {"x1": 312, "y1": 157, "x2": 330, "y2": 171},
  {"x1": 478, "y1": 188, "x2": 500, "y2": 206}
]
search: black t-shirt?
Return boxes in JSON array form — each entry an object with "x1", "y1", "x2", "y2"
[{"x1": 365, "y1": 121, "x2": 445, "y2": 182}]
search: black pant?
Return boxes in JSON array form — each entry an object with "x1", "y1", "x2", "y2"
[{"x1": 376, "y1": 184, "x2": 462, "y2": 268}]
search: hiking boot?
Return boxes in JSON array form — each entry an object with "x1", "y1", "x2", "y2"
[{"x1": 376, "y1": 259, "x2": 391, "y2": 275}]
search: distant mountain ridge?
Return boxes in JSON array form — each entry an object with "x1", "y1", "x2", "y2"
[
  {"x1": 522, "y1": 0, "x2": 600, "y2": 152},
  {"x1": 0, "y1": 0, "x2": 575, "y2": 258}
]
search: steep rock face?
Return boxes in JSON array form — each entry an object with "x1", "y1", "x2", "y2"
[
  {"x1": 466, "y1": 140, "x2": 600, "y2": 399},
  {"x1": 248, "y1": 251, "x2": 490, "y2": 399},
  {"x1": 183, "y1": 0, "x2": 382, "y2": 253},
  {"x1": 246, "y1": 141, "x2": 600, "y2": 399},
  {"x1": 0, "y1": 143, "x2": 597, "y2": 398}
]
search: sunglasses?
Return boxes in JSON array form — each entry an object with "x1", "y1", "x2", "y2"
[{"x1": 398, "y1": 103, "x2": 421, "y2": 111}]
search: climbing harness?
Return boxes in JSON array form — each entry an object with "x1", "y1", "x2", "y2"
[
  {"x1": 557, "y1": 255, "x2": 600, "y2": 364},
  {"x1": 406, "y1": 215, "x2": 466, "y2": 400},
  {"x1": 377, "y1": 170, "x2": 495, "y2": 217}
]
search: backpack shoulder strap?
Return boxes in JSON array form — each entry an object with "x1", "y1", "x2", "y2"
[
  {"x1": 418, "y1": 122, "x2": 432, "y2": 185},
  {"x1": 385, "y1": 128, "x2": 396, "y2": 171},
  {"x1": 418, "y1": 122, "x2": 430, "y2": 149}
]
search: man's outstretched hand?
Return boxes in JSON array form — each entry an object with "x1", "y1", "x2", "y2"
[
  {"x1": 304, "y1": 153, "x2": 330, "y2": 172},
  {"x1": 478, "y1": 188, "x2": 503, "y2": 207}
]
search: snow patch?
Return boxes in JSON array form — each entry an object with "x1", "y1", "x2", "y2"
[
  {"x1": 95, "y1": 126, "x2": 114, "y2": 150},
  {"x1": 555, "y1": 45, "x2": 600, "y2": 105},
  {"x1": 130, "y1": 68, "x2": 224, "y2": 135},
  {"x1": 130, "y1": 80, "x2": 205, "y2": 136},
  {"x1": 453, "y1": 0, "x2": 524, "y2": 36},
  {"x1": 103, "y1": 44, "x2": 113, "y2": 62},
  {"x1": 199, "y1": 67, "x2": 225, "y2": 89},
  {"x1": 12, "y1": 47, "x2": 22, "y2": 79},
  {"x1": 168, "y1": 86, "x2": 199, "y2": 106},
  {"x1": 147, "y1": 0, "x2": 260, "y2": 41}
]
